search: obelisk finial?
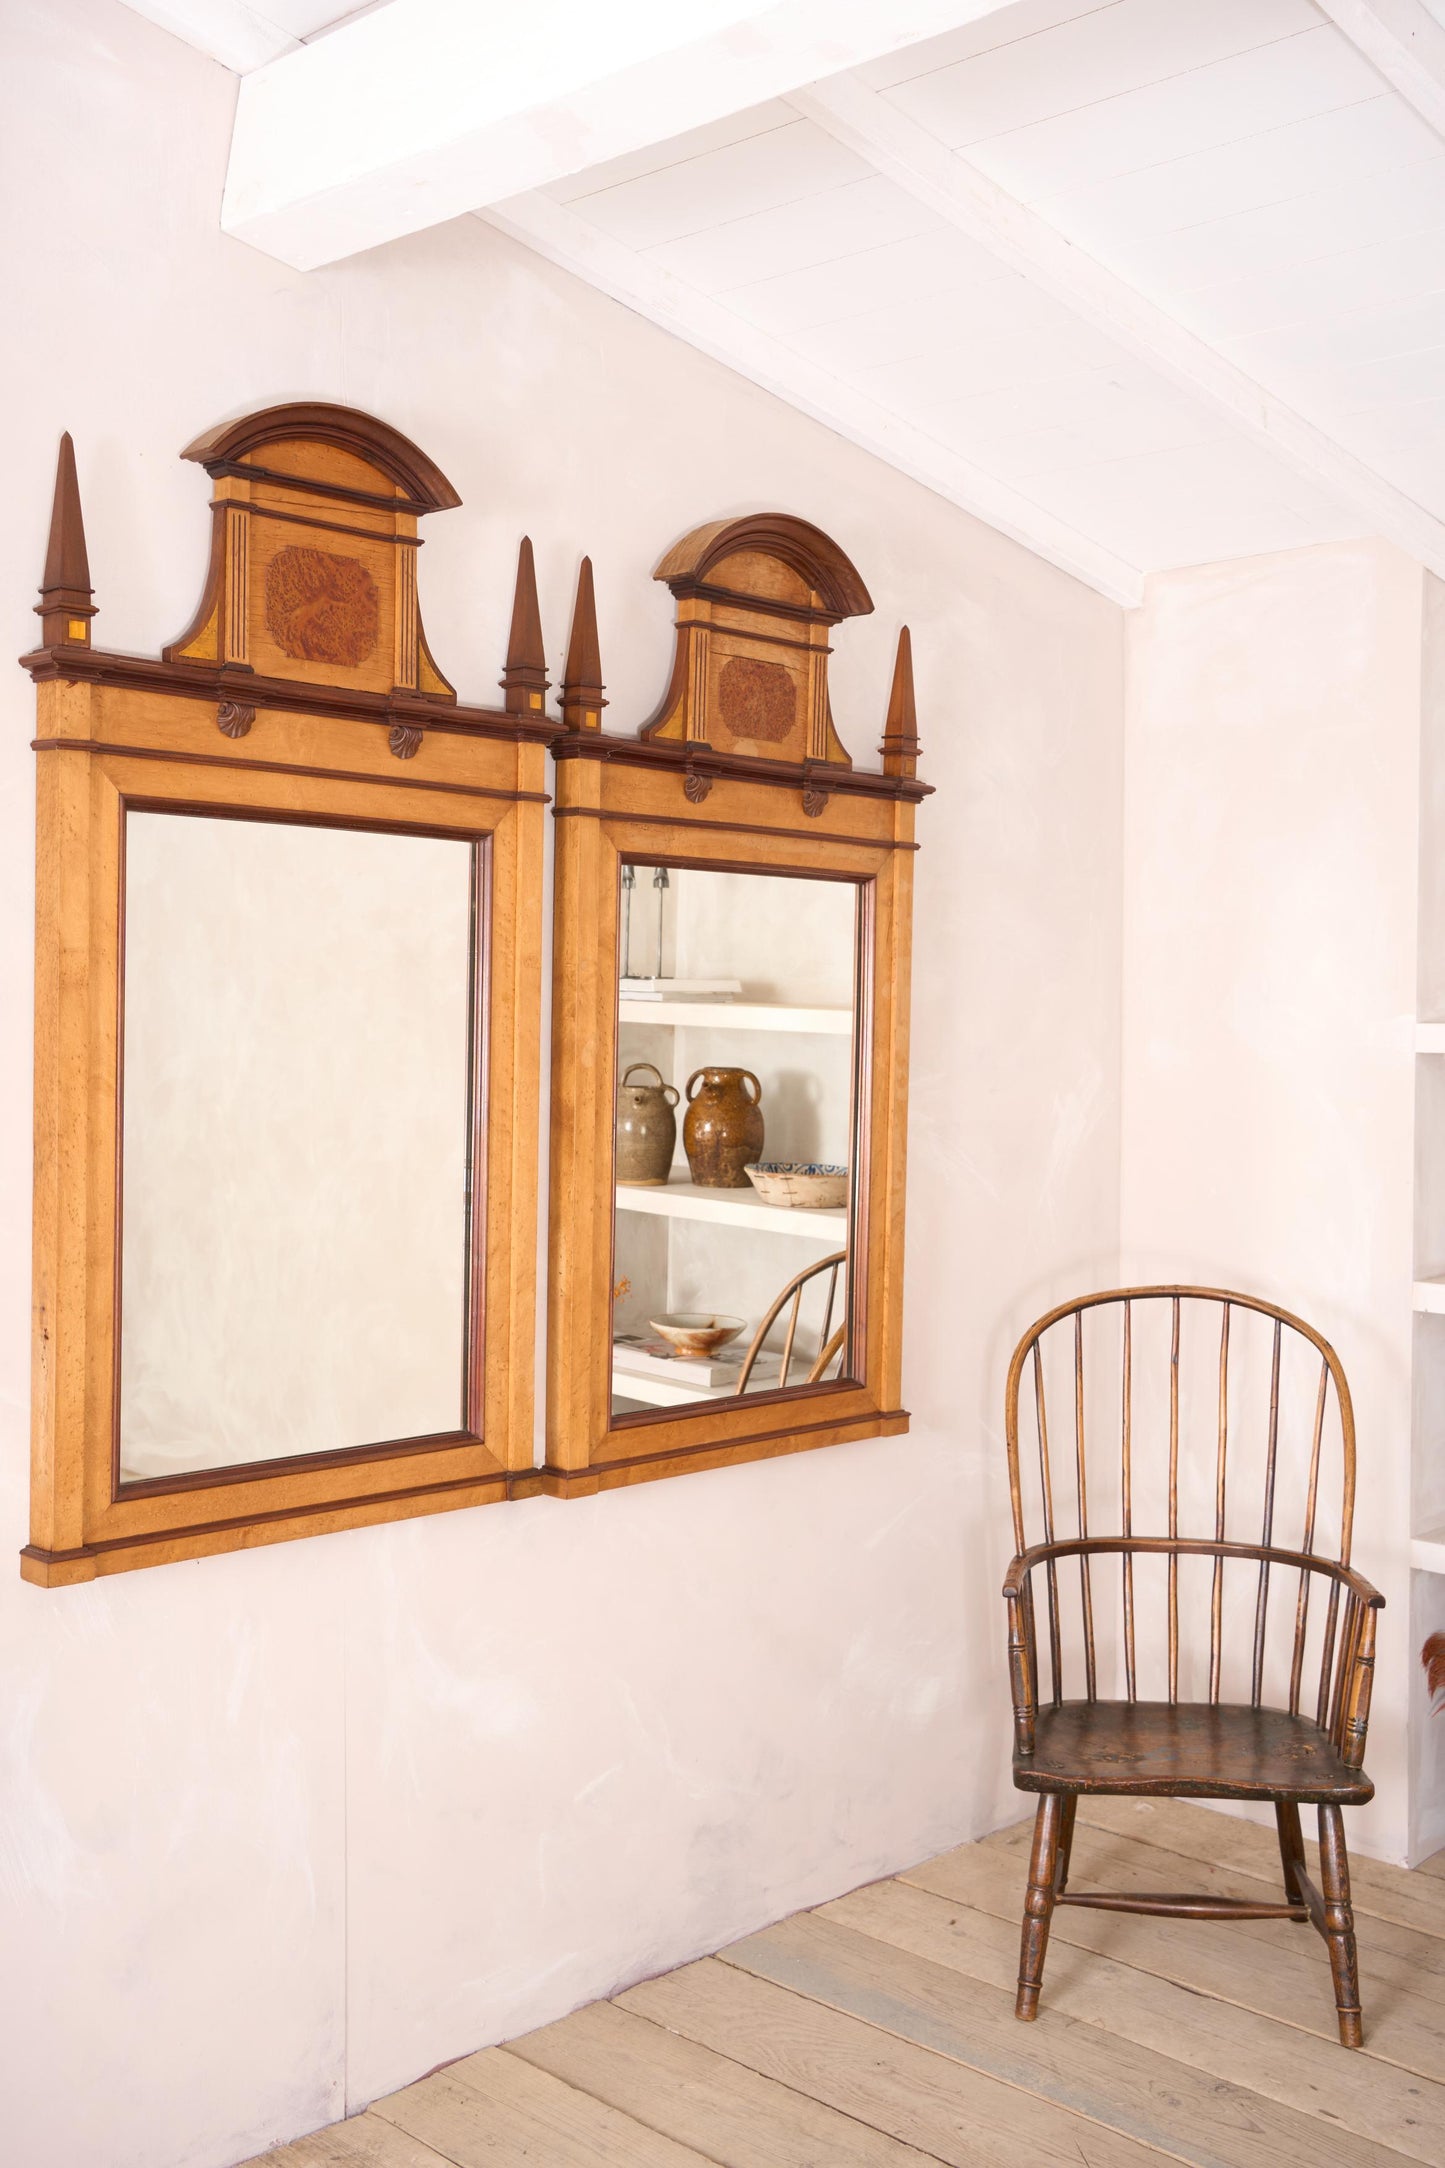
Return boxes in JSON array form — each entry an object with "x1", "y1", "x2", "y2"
[
  {"x1": 879, "y1": 625, "x2": 919, "y2": 779},
  {"x1": 36, "y1": 433, "x2": 96, "y2": 648},
  {"x1": 501, "y1": 535, "x2": 548, "y2": 715},
  {"x1": 560, "y1": 556, "x2": 605, "y2": 731}
]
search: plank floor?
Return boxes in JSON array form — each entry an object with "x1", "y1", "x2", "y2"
[{"x1": 250, "y1": 1799, "x2": 1445, "y2": 2168}]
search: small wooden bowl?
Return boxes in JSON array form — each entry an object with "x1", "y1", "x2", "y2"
[
  {"x1": 648, "y1": 1312, "x2": 746, "y2": 1359},
  {"x1": 744, "y1": 1162, "x2": 849, "y2": 1210}
]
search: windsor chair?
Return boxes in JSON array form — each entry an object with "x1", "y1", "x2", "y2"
[
  {"x1": 735, "y1": 1250, "x2": 847, "y2": 1393},
  {"x1": 1002, "y1": 1286, "x2": 1383, "y2": 2047}
]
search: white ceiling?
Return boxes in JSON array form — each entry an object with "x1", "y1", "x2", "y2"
[{"x1": 118, "y1": 0, "x2": 1445, "y2": 603}]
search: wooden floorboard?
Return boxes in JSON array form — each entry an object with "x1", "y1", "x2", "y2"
[
  {"x1": 906, "y1": 1828, "x2": 1445, "y2": 2081},
  {"x1": 244, "y1": 1799, "x2": 1445, "y2": 2168},
  {"x1": 619, "y1": 1955, "x2": 1169, "y2": 2168}
]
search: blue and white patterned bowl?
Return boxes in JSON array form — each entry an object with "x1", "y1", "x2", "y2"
[{"x1": 744, "y1": 1162, "x2": 849, "y2": 1210}]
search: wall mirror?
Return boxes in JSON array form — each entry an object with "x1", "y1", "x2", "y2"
[
  {"x1": 611, "y1": 862, "x2": 862, "y2": 1421},
  {"x1": 118, "y1": 810, "x2": 480, "y2": 1485},
  {"x1": 541, "y1": 514, "x2": 930, "y2": 1497},
  {"x1": 23, "y1": 405, "x2": 557, "y2": 1582}
]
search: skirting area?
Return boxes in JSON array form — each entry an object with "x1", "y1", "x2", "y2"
[{"x1": 256, "y1": 1797, "x2": 1445, "y2": 2168}]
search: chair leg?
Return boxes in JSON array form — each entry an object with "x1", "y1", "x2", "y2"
[
  {"x1": 1318, "y1": 1805, "x2": 1363, "y2": 2049},
  {"x1": 1056, "y1": 1791, "x2": 1078, "y2": 1896},
  {"x1": 1016, "y1": 1793, "x2": 1065, "y2": 2022},
  {"x1": 1275, "y1": 1800, "x2": 1307, "y2": 1919}
]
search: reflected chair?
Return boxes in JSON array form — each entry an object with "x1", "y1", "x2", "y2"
[
  {"x1": 735, "y1": 1250, "x2": 847, "y2": 1393},
  {"x1": 1002, "y1": 1286, "x2": 1383, "y2": 2046}
]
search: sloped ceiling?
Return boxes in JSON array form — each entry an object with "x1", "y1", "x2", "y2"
[{"x1": 119, "y1": 0, "x2": 1445, "y2": 603}]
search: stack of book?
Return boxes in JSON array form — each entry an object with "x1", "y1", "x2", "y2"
[{"x1": 612, "y1": 1333, "x2": 782, "y2": 1391}]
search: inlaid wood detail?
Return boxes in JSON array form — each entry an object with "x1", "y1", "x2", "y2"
[
  {"x1": 265, "y1": 545, "x2": 379, "y2": 666},
  {"x1": 716, "y1": 655, "x2": 796, "y2": 744}
]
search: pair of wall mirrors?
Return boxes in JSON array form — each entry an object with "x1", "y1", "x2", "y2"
[{"x1": 21, "y1": 404, "x2": 928, "y2": 1584}]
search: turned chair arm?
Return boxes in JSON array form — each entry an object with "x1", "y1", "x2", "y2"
[{"x1": 1002, "y1": 1537, "x2": 1383, "y2": 1764}]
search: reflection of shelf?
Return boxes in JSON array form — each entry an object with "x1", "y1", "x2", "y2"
[
  {"x1": 1415, "y1": 1279, "x2": 1445, "y2": 1315},
  {"x1": 616, "y1": 1180, "x2": 846, "y2": 1241},
  {"x1": 1414, "y1": 1528, "x2": 1445, "y2": 1574},
  {"x1": 618, "y1": 998, "x2": 851, "y2": 1035},
  {"x1": 610, "y1": 1366, "x2": 742, "y2": 1409}
]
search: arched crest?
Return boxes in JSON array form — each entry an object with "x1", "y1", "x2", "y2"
[
  {"x1": 165, "y1": 401, "x2": 461, "y2": 699},
  {"x1": 642, "y1": 513, "x2": 873, "y2": 769},
  {"x1": 179, "y1": 401, "x2": 460, "y2": 514}
]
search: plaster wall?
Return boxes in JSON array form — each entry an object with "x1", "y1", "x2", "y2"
[
  {"x1": 1120, "y1": 540, "x2": 1425, "y2": 1864},
  {"x1": 0, "y1": 5, "x2": 1125, "y2": 2164}
]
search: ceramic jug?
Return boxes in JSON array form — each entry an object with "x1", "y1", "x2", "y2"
[
  {"x1": 683, "y1": 1067, "x2": 764, "y2": 1188},
  {"x1": 616, "y1": 1062, "x2": 679, "y2": 1186}
]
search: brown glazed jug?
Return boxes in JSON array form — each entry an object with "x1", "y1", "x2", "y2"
[
  {"x1": 683, "y1": 1067, "x2": 764, "y2": 1188},
  {"x1": 616, "y1": 1062, "x2": 679, "y2": 1187}
]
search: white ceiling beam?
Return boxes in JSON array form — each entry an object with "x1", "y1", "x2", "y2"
[
  {"x1": 478, "y1": 194, "x2": 1144, "y2": 606},
  {"x1": 119, "y1": 0, "x2": 301, "y2": 70},
  {"x1": 221, "y1": 0, "x2": 1018, "y2": 270},
  {"x1": 795, "y1": 72, "x2": 1445, "y2": 584},
  {"x1": 1311, "y1": 0, "x2": 1445, "y2": 142}
]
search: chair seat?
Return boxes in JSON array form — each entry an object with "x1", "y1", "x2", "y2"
[{"x1": 1014, "y1": 1699, "x2": 1373, "y2": 1804}]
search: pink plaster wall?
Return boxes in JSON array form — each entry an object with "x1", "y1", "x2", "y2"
[
  {"x1": 1121, "y1": 540, "x2": 1424, "y2": 1864},
  {"x1": 0, "y1": 5, "x2": 1126, "y2": 2163}
]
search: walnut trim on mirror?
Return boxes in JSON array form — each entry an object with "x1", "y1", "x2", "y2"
[
  {"x1": 20, "y1": 412, "x2": 558, "y2": 1585},
  {"x1": 543, "y1": 518, "x2": 928, "y2": 1495}
]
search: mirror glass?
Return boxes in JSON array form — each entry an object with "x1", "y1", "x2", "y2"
[
  {"x1": 117, "y1": 810, "x2": 477, "y2": 1485},
  {"x1": 610, "y1": 863, "x2": 861, "y2": 1421}
]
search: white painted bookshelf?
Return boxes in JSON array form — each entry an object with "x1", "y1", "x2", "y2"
[
  {"x1": 615, "y1": 1179, "x2": 846, "y2": 1243},
  {"x1": 1412, "y1": 1527, "x2": 1445, "y2": 1575},
  {"x1": 618, "y1": 997, "x2": 852, "y2": 1034}
]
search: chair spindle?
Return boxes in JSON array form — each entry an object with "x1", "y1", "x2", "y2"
[
  {"x1": 1290, "y1": 1360, "x2": 1329, "y2": 1715},
  {"x1": 1075, "y1": 1313, "x2": 1096, "y2": 1701},
  {"x1": 1210, "y1": 1303, "x2": 1231, "y2": 1704},
  {"x1": 1252, "y1": 1319, "x2": 1283, "y2": 1709},
  {"x1": 1033, "y1": 1344, "x2": 1062, "y2": 1706}
]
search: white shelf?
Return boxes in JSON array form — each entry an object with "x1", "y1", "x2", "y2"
[
  {"x1": 619, "y1": 998, "x2": 852, "y2": 1035},
  {"x1": 616, "y1": 1179, "x2": 846, "y2": 1242},
  {"x1": 1419, "y1": 1023, "x2": 1445, "y2": 1052},
  {"x1": 1415, "y1": 1279, "x2": 1445, "y2": 1315},
  {"x1": 1412, "y1": 1528, "x2": 1445, "y2": 1574}
]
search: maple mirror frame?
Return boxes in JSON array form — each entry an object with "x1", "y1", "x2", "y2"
[
  {"x1": 21, "y1": 406, "x2": 560, "y2": 1585},
  {"x1": 536, "y1": 515, "x2": 930, "y2": 1499}
]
